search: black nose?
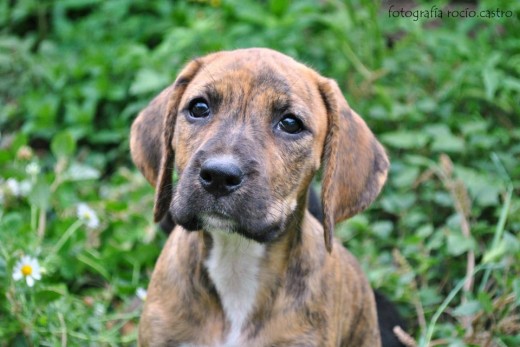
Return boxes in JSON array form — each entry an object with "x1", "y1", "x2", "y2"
[{"x1": 199, "y1": 157, "x2": 244, "y2": 195}]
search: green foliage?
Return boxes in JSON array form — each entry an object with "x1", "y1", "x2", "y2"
[{"x1": 1, "y1": 0, "x2": 519, "y2": 345}]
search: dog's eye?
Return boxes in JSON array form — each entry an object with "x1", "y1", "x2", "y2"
[
  {"x1": 277, "y1": 115, "x2": 303, "y2": 134},
  {"x1": 188, "y1": 99, "x2": 211, "y2": 118}
]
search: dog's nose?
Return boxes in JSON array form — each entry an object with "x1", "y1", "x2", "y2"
[{"x1": 199, "y1": 157, "x2": 244, "y2": 195}]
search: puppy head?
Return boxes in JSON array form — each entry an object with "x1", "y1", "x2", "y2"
[{"x1": 130, "y1": 48, "x2": 388, "y2": 251}]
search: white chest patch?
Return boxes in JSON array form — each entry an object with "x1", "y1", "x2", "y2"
[{"x1": 205, "y1": 230, "x2": 265, "y2": 347}]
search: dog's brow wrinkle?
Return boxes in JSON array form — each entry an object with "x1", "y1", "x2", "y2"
[
  {"x1": 176, "y1": 77, "x2": 190, "y2": 86},
  {"x1": 271, "y1": 97, "x2": 291, "y2": 116},
  {"x1": 200, "y1": 63, "x2": 217, "y2": 86},
  {"x1": 201, "y1": 84, "x2": 223, "y2": 114},
  {"x1": 255, "y1": 73, "x2": 291, "y2": 96}
]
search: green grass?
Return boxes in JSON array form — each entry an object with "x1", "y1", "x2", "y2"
[{"x1": 0, "y1": 0, "x2": 519, "y2": 346}]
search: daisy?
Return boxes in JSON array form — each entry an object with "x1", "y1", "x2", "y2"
[
  {"x1": 12, "y1": 255, "x2": 42, "y2": 287},
  {"x1": 25, "y1": 162, "x2": 41, "y2": 176},
  {"x1": 136, "y1": 287, "x2": 147, "y2": 301},
  {"x1": 6, "y1": 178, "x2": 31, "y2": 197},
  {"x1": 5, "y1": 178, "x2": 19, "y2": 195},
  {"x1": 77, "y1": 203, "x2": 100, "y2": 229}
]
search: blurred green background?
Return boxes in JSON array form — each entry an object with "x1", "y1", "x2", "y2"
[{"x1": 0, "y1": 0, "x2": 519, "y2": 345}]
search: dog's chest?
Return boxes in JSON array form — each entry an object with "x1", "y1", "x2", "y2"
[{"x1": 204, "y1": 232, "x2": 265, "y2": 346}]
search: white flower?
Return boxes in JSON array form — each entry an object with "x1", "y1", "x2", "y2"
[
  {"x1": 6, "y1": 178, "x2": 21, "y2": 196},
  {"x1": 94, "y1": 303, "x2": 106, "y2": 316},
  {"x1": 26, "y1": 162, "x2": 41, "y2": 176},
  {"x1": 20, "y1": 181, "x2": 31, "y2": 196},
  {"x1": 77, "y1": 203, "x2": 100, "y2": 229},
  {"x1": 5, "y1": 178, "x2": 32, "y2": 197},
  {"x1": 136, "y1": 287, "x2": 147, "y2": 301},
  {"x1": 12, "y1": 255, "x2": 42, "y2": 287}
]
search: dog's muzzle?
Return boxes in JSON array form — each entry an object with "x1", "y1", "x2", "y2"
[
  {"x1": 199, "y1": 157, "x2": 244, "y2": 196},
  {"x1": 171, "y1": 150, "x2": 286, "y2": 242}
]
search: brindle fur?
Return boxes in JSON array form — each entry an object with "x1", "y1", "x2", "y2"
[{"x1": 131, "y1": 48, "x2": 389, "y2": 347}]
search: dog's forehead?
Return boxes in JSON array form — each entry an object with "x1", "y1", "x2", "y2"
[
  {"x1": 205, "y1": 48, "x2": 313, "y2": 75},
  {"x1": 190, "y1": 48, "x2": 319, "y2": 97}
]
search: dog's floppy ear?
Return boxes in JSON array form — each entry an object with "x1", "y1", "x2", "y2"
[
  {"x1": 130, "y1": 85, "x2": 175, "y2": 187},
  {"x1": 129, "y1": 58, "x2": 204, "y2": 222},
  {"x1": 319, "y1": 79, "x2": 389, "y2": 253},
  {"x1": 153, "y1": 59, "x2": 204, "y2": 223}
]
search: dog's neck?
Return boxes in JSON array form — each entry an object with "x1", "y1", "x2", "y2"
[
  {"x1": 200, "y1": 210, "x2": 308, "y2": 345},
  {"x1": 204, "y1": 231, "x2": 265, "y2": 345}
]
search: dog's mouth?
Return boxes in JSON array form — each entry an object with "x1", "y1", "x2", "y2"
[
  {"x1": 171, "y1": 196, "x2": 287, "y2": 243},
  {"x1": 200, "y1": 213, "x2": 238, "y2": 232}
]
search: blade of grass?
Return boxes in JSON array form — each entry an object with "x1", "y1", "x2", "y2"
[
  {"x1": 421, "y1": 264, "x2": 495, "y2": 347},
  {"x1": 479, "y1": 152, "x2": 514, "y2": 291},
  {"x1": 45, "y1": 220, "x2": 83, "y2": 263},
  {"x1": 479, "y1": 183, "x2": 513, "y2": 292}
]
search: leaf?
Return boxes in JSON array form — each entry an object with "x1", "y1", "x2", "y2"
[
  {"x1": 427, "y1": 230, "x2": 444, "y2": 251},
  {"x1": 11, "y1": 133, "x2": 28, "y2": 152},
  {"x1": 416, "y1": 98, "x2": 436, "y2": 113},
  {"x1": 477, "y1": 291, "x2": 493, "y2": 314},
  {"x1": 380, "y1": 193, "x2": 416, "y2": 214},
  {"x1": 63, "y1": 162, "x2": 100, "y2": 181},
  {"x1": 419, "y1": 287, "x2": 442, "y2": 306},
  {"x1": 392, "y1": 166, "x2": 420, "y2": 188},
  {"x1": 416, "y1": 224, "x2": 433, "y2": 238},
  {"x1": 35, "y1": 284, "x2": 68, "y2": 303},
  {"x1": 447, "y1": 339, "x2": 468, "y2": 347},
  {"x1": 51, "y1": 131, "x2": 76, "y2": 159},
  {"x1": 28, "y1": 179, "x2": 50, "y2": 209},
  {"x1": 0, "y1": 256, "x2": 6, "y2": 278},
  {"x1": 431, "y1": 134, "x2": 464, "y2": 152},
  {"x1": 503, "y1": 77, "x2": 520, "y2": 93},
  {"x1": 269, "y1": 0, "x2": 289, "y2": 16},
  {"x1": 460, "y1": 120, "x2": 488, "y2": 136},
  {"x1": 447, "y1": 231, "x2": 475, "y2": 256},
  {"x1": 452, "y1": 300, "x2": 481, "y2": 317},
  {"x1": 381, "y1": 131, "x2": 429, "y2": 149},
  {"x1": 454, "y1": 167, "x2": 501, "y2": 207},
  {"x1": 426, "y1": 125, "x2": 464, "y2": 153},
  {"x1": 483, "y1": 233, "x2": 520, "y2": 263},
  {"x1": 371, "y1": 221, "x2": 393, "y2": 239},
  {"x1": 129, "y1": 68, "x2": 169, "y2": 95},
  {"x1": 514, "y1": 278, "x2": 520, "y2": 306},
  {"x1": 483, "y1": 67, "x2": 500, "y2": 100}
]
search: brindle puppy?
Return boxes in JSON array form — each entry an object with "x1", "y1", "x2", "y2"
[{"x1": 131, "y1": 48, "x2": 391, "y2": 347}]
